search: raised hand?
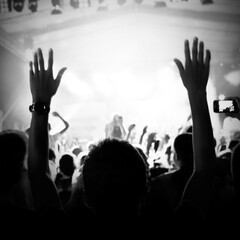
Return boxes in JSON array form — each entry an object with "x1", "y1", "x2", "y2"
[
  {"x1": 146, "y1": 132, "x2": 157, "y2": 156},
  {"x1": 29, "y1": 48, "x2": 67, "y2": 104},
  {"x1": 174, "y1": 37, "x2": 211, "y2": 94},
  {"x1": 139, "y1": 125, "x2": 148, "y2": 145},
  {"x1": 142, "y1": 126, "x2": 148, "y2": 135},
  {"x1": 128, "y1": 124, "x2": 136, "y2": 132},
  {"x1": 147, "y1": 132, "x2": 157, "y2": 144},
  {"x1": 52, "y1": 111, "x2": 60, "y2": 117}
]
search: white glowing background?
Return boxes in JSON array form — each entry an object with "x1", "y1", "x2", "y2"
[
  {"x1": 3, "y1": 1, "x2": 238, "y2": 141},
  {"x1": 27, "y1": 12, "x2": 220, "y2": 141}
]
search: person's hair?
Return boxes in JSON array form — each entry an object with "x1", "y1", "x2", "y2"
[
  {"x1": 82, "y1": 138, "x2": 148, "y2": 213},
  {"x1": 173, "y1": 133, "x2": 193, "y2": 165},
  {"x1": 59, "y1": 154, "x2": 76, "y2": 177},
  {"x1": 0, "y1": 129, "x2": 28, "y2": 191},
  {"x1": 135, "y1": 146, "x2": 148, "y2": 168}
]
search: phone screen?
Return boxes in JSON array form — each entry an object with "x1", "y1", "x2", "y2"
[{"x1": 213, "y1": 100, "x2": 238, "y2": 113}]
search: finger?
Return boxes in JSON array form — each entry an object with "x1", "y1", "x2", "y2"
[
  {"x1": 38, "y1": 48, "x2": 45, "y2": 72},
  {"x1": 29, "y1": 61, "x2": 33, "y2": 74},
  {"x1": 204, "y1": 49, "x2": 211, "y2": 66},
  {"x1": 192, "y1": 37, "x2": 198, "y2": 64},
  {"x1": 204, "y1": 49, "x2": 211, "y2": 78},
  {"x1": 34, "y1": 51, "x2": 39, "y2": 74},
  {"x1": 48, "y1": 48, "x2": 53, "y2": 71},
  {"x1": 198, "y1": 41, "x2": 204, "y2": 64},
  {"x1": 29, "y1": 62, "x2": 34, "y2": 94},
  {"x1": 184, "y1": 40, "x2": 191, "y2": 64},
  {"x1": 29, "y1": 61, "x2": 34, "y2": 81},
  {"x1": 174, "y1": 59, "x2": 184, "y2": 78},
  {"x1": 55, "y1": 67, "x2": 67, "y2": 86}
]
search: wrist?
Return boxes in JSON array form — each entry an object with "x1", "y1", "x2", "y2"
[
  {"x1": 32, "y1": 98, "x2": 51, "y2": 106},
  {"x1": 29, "y1": 102, "x2": 50, "y2": 115},
  {"x1": 188, "y1": 91, "x2": 207, "y2": 102}
]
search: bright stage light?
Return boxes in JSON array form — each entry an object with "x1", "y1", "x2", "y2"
[
  {"x1": 32, "y1": 11, "x2": 220, "y2": 140},
  {"x1": 54, "y1": 67, "x2": 94, "y2": 100},
  {"x1": 219, "y1": 94, "x2": 225, "y2": 100},
  {"x1": 91, "y1": 72, "x2": 114, "y2": 99},
  {"x1": 225, "y1": 70, "x2": 240, "y2": 86}
]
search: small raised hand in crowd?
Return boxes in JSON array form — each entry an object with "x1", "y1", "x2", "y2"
[
  {"x1": 139, "y1": 125, "x2": 148, "y2": 145},
  {"x1": 125, "y1": 123, "x2": 136, "y2": 142},
  {"x1": 51, "y1": 111, "x2": 70, "y2": 135}
]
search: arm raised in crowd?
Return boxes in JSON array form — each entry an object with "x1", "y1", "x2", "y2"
[
  {"x1": 52, "y1": 111, "x2": 70, "y2": 135},
  {"x1": 28, "y1": 48, "x2": 66, "y2": 210},
  {"x1": 174, "y1": 38, "x2": 216, "y2": 215},
  {"x1": 139, "y1": 125, "x2": 148, "y2": 145},
  {"x1": 125, "y1": 124, "x2": 136, "y2": 142}
]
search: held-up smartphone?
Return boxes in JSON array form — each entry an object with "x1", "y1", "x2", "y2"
[{"x1": 213, "y1": 99, "x2": 239, "y2": 113}]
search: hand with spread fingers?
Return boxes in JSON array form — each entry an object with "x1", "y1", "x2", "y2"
[
  {"x1": 174, "y1": 37, "x2": 211, "y2": 94},
  {"x1": 29, "y1": 48, "x2": 67, "y2": 104}
]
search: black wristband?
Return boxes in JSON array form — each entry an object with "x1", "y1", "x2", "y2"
[{"x1": 29, "y1": 102, "x2": 50, "y2": 114}]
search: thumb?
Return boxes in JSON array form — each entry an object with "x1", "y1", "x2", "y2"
[
  {"x1": 55, "y1": 67, "x2": 67, "y2": 85},
  {"x1": 173, "y1": 59, "x2": 184, "y2": 78}
]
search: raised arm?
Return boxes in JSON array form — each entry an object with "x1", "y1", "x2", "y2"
[
  {"x1": 118, "y1": 116, "x2": 127, "y2": 139},
  {"x1": 125, "y1": 124, "x2": 136, "y2": 142},
  {"x1": 174, "y1": 38, "x2": 216, "y2": 215},
  {"x1": 28, "y1": 48, "x2": 66, "y2": 210},
  {"x1": 52, "y1": 111, "x2": 70, "y2": 135},
  {"x1": 139, "y1": 125, "x2": 148, "y2": 145},
  {"x1": 146, "y1": 132, "x2": 156, "y2": 157}
]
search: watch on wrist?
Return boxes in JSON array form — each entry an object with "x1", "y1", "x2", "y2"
[{"x1": 29, "y1": 102, "x2": 50, "y2": 114}]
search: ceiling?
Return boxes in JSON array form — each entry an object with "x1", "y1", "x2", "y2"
[
  {"x1": 0, "y1": 0, "x2": 240, "y2": 140},
  {"x1": 0, "y1": 0, "x2": 240, "y2": 63}
]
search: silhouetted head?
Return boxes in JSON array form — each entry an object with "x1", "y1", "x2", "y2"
[
  {"x1": 86, "y1": 141, "x2": 96, "y2": 152},
  {"x1": 173, "y1": 133, "x2": 193, "y2": 167},
  {"x1": 82, "y1": 138, "x2": 148, "y2": 216},
  {"x1": 72, "y1": 146, "x2": 82, "y2": 157},
  {"x1": 118, "y1": 115, "x2": 123, "y2": 124},
  {"x1": 135, "y1": 146, "x2": 149, "y2": 168},
  {"x1": 0, "y1": 129, "x2": 28, "y2": 192},
  {"x1": 59, "y1": 154, "x2": 76, "y2": 177},
  {"x1": 164, "y1": 134, "x2": 170, "y2": 142}
]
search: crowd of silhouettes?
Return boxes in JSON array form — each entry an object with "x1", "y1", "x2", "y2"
[{"x1": 1, "y1": 37, "x2": 240, "y2": 238}]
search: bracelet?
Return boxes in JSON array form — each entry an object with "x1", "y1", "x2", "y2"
[{"x1": 29, "y1": 102, "x2": 50, "y2": 114}]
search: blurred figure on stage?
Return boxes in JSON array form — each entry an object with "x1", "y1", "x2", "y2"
[{"x1": 105, "y1": 114, "x2": 126, "y2": 140}]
